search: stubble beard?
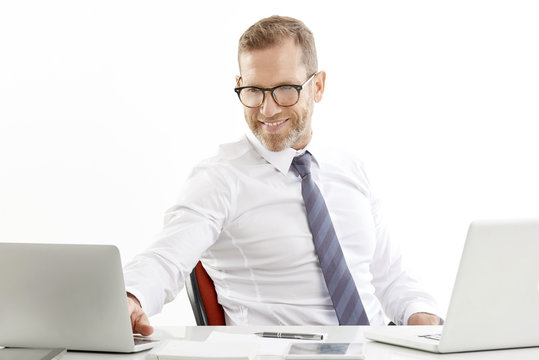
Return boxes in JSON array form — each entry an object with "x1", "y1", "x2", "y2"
[{"x1": 247, "y1": 104, "x2": 313, "y2": 152}]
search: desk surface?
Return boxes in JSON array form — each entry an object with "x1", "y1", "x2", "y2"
[{"x1": 62, "y1": 326, "x2": 539, "y2": 360}]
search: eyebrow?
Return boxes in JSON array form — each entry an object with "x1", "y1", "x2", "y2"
[{"x1": 241, "y1": 79, "x2": 302, "y2": 88}]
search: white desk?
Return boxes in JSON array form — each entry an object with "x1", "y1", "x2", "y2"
[{"x1": 62, "y1": 326, "x2": 539, "y2": 360}]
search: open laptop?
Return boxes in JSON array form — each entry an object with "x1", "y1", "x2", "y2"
[
  {"x1": 0, "y1": 243, "x2": 159, "y2": 353},
  {"x1": 364, "y1": 218, "x2": 539, "y2": 353}
]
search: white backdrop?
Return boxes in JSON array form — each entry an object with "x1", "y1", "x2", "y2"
[{"x1": 1, "y1": 1, "x2": 538, "y2": 326}]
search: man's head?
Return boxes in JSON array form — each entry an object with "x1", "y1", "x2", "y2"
[{"x1": 236, "y1": 15, "x2": 326, "y2": 152}]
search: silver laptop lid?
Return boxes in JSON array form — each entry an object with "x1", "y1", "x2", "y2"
[
  {"x1": 0, "y1": 243, "x2": 139, "y2": 352},
  {"x1": 440, "y1": 218, "x2": 539, "y2": 352}
]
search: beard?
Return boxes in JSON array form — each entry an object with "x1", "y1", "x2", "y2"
[{"x1": 246, "y1": 102, "x2": 313, "y2": 152}]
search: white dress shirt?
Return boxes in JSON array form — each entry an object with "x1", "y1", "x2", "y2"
[{"x1": 124, "y1": 132, "x2": 439, "y2": 325}]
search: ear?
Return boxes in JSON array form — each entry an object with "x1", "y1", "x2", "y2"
[
  {"x1": 313, "y1": 71, "x2": 326, "y2": 103},
  {"x1": 235, "y1": 75, "x2": 242, "y2": 87}
]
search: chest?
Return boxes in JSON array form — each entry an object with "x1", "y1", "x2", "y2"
[{"x1": 207, "y1": 163, "x2": 377, "y2": 271}]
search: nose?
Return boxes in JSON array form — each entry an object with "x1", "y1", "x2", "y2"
[{"x1": 259, "y1": 91, "x2": 282, "y2": 118}]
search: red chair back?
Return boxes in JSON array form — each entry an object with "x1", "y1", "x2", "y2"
[{"x1": 186, "y1": 262, "x2": 225, "y2": 325}]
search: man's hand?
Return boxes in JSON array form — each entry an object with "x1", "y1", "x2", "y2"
[
  {"x1": 127, "y1": 293, "x2": 154, "y2": 336},
  {"x1": 407, "y1": 312, "x2": 443, "y2": 325}
]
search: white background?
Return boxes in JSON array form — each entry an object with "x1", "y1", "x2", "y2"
[{"x1": 1, "y1": 1, "x2": 538, "y2": 326}]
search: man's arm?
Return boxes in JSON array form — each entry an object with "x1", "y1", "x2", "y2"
[
  {"x1": 123, "y1": 163, "x2": 233, "y2": 321},
  {"x1": 127, "y1": 292, "x2": 154, "y2": 336},
  {"x1": 354, "y1": 159, "x2": 442, "y2": 325}
]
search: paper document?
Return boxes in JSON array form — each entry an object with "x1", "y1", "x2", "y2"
[
  {"x1": 148, "y1": 339, "x2": 259, "y2": 360},
  {"x1": 206, "y1": 331, "x2": 325, "y2": 357}
]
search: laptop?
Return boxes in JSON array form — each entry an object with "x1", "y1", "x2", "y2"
[
  {"x1": 364, "y1": 218, "x2": 539, "y2": 353},
  {"x1": 0, "y1": 243, "x2": 159, "y2": 353}
]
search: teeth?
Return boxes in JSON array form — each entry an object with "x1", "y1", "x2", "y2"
[{"x1": 264, "y1": 119, "x2": 286, "y2": 127}]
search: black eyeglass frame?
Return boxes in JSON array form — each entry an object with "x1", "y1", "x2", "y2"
[{"x1": 234, "y1": 72, "x2": 318, "y2": 108}]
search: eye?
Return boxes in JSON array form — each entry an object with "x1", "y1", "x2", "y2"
[
  {"x1": 245, "y1": 87, "x2": 261, "y2": 94},
  {"x1": 274, "y1": 86, "x2": 298, "y2": 96}
]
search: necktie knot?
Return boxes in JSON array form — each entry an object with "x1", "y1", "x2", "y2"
[{"x1": 292, "y1": 152, "x2": 313, "y2": 179}]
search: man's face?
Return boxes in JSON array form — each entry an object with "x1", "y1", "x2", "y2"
[{"x1": 238, "y1": 38, "x2": 325, "y2": 152}]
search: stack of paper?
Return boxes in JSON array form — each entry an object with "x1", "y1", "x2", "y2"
[{"x1": 148, "y1": 339, "x2": 259, "y2": 360}]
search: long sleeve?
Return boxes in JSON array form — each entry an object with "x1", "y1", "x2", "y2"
[
  {"x1": 123, "y1": 163, "x2": 234, "y2": 316},
  {"x1": 365, "y1": 168, "x2": 440, "y2": 324}
]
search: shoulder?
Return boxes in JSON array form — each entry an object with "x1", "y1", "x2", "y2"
[
  {"x1": 314, "y1": 143, "x2": 369, "y2": 177},
  {"x1": 190, "y1": 136, "x2": 261, "y2": 181},
  {"x1": 312, "y1": 142, "x2": 374, "y2": 197}
]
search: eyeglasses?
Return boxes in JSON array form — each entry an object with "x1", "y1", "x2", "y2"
[{"x1": 234, "y1": 73, "x2": 317, "y2": 108}]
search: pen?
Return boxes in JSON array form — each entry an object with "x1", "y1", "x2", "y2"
[{"x1": 255, "y1": 332, "x2": 324, "y2": 340}]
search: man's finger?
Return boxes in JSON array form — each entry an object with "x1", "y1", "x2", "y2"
[
  {"x1": 126, "y1": 294, "x2": 154, "y2": 336},
  {"x1": 133, "y1": 312, "x2": 154, "y2": 336}
]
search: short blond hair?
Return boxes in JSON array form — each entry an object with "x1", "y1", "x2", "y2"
[{"x1": 238, "y1": 15, "x2": 318, "y2": 75}]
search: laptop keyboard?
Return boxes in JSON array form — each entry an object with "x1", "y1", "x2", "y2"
[
  {"x1": 418, "y1": 333, "x2": 442, "y2": 341},
  {"x1": 134, "y1": 336, "x2": 160, "y2": 345}
]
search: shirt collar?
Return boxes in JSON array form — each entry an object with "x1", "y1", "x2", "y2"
[{"x1": 245, "y1": 131, "x2": 319, "y2": 175}]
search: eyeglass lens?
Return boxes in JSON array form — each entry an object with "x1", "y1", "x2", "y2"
[{"x1": 240, "y1": 86, "x2": 299, "y2": 107}]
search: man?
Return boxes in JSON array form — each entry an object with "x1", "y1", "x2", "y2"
[{"x1": 124, "y1": 15, "x2": 442, "y2": 336}]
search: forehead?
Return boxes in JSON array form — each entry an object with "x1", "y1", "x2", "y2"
[{"x1": 239, "y1": 38, "x2": 307, "y2": 86}]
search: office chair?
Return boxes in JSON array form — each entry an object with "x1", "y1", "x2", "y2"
[{"x1": 185, "y1": 261, "x2": 226, "y2": 325}]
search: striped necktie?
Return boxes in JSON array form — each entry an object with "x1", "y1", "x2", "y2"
[{"x1": 292, "y1": 152, "x2": 370, "y2": 325}]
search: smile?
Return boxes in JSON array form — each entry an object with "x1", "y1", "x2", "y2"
[{"x1": 262, "y1": 119, "x2": 287, "y2": 127}]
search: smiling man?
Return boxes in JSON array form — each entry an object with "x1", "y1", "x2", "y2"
[
  {"x1": 124, "y1": 15, "x2": 442, "y2": 335},
  {"x1": 236, "y1": 35, "x2": 320, "y2": 152}
]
